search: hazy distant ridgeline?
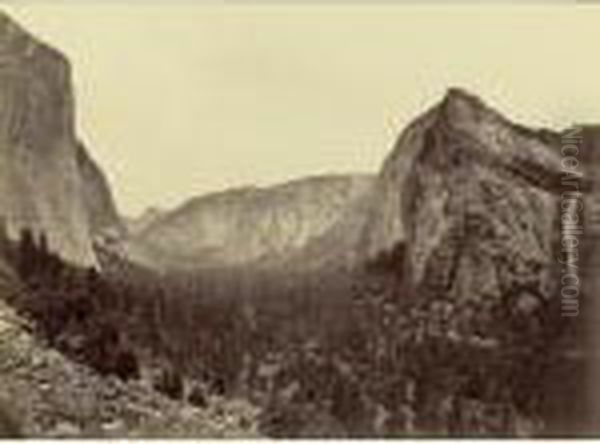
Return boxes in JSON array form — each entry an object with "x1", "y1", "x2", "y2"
[{"x1": 126, "y1": 174, "x2": 374, "y2": 270}]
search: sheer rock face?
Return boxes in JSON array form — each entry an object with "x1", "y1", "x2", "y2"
[
  {"x1": 0, "y1": 13, "x2": 121, "y2": 266},
  {"x1": 359, "y1": 107, "x2": 440, "y2": 260},
  {"x1": 396, "y1": 89, "x2": 567, "y2": 340},
  {"x1": 129, "y1": 175, "x2": 373, "y2": 269}
]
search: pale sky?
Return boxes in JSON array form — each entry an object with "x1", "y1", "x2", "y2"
[{"x1": 3, "y1": 3, "x2": 600, "y2": 215}]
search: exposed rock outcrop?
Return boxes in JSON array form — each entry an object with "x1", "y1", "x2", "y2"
[
  {"x1": 394, "y1": 88, "x2": 567, "y2": 342},
  {"x1": 0, "y1": 12, "x2": 121, "y2": 266}
]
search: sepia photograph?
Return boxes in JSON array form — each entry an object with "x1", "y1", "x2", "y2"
[{"x1": 0, "y1": 0, "x2": 598, "y2": 438}]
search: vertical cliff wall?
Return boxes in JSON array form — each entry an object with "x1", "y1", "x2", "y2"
[{"x1": 0, "y1": 12, "x2": 121, "y2": 266}]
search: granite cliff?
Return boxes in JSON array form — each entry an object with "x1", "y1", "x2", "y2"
[
  {"x1": 389, "y1": 88, "x2": 568, "y2": 343},
  {"x1": 0, "y1": 12, "x2": 121, "y2": 266}
]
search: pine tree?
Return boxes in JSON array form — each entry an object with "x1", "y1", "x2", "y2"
[
  {"x1": 35, "y1": 231, "x2": 50, "y2": 274},
  {"x1": 17, "y1": 227, "x2": 36, "y2": 279},
  {"x1": 37, "y1": 231, "x2": 49, "y2": 258},
  {"x1": 0, "y1": 215, "x2": 8, "y2": 256}
]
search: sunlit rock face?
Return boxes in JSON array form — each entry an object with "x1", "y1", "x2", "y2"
[{"x1": 0, "y1": 12, "x2": 121, "y2": 266}]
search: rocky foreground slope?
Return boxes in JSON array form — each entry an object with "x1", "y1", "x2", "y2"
[
  {"x1": 0, "y1": 258, "x2": 259, "y2": 438},
  {"x1": 0, "y1": 12, "x2": 121, "y2": 266}
]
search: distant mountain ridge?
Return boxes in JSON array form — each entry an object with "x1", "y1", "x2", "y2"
[
  {"x1": 125, "y1": 207, "x2": 164, "y2": 236},
  {"x1": 126, "y1": 174, "x2": 374, "y2": 269}
]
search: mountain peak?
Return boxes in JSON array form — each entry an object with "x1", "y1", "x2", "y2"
[
  {"x1": 0, "y1": 10, "x2": 19, "y2": 30},
  {"x1": 438, "y1": 87, "x2": 500, "y2": 129},
  {"x1": 442, "y1": 87, "x2": 484, "y2": 107},
  {"x1": 437, "y1": 87, "x2": 560, "y2": 144},
  {"x1": 0, "y1": 10, "x2": 30, "y2": 44},
  {"x1": 0, "y1": 10, "x2": 68, "y2": 68}
]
